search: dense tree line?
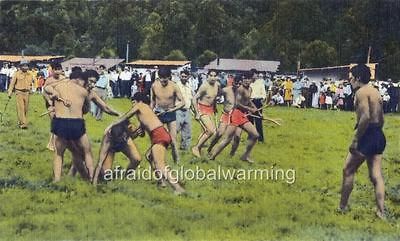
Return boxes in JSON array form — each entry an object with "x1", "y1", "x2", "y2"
[{"x1": 0, "y1": 0, "x2": 399, "y2": 79}]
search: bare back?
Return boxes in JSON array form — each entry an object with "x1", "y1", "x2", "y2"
[
  {"x1": 355, "y1": 85, "x2": 384, "y2": 126},
  {"x1": 133, "y1": 102, "x2": 164, "y2": 132},
  {"x1": 53, "y1": 81, "x2": 89, "y2": 118}
]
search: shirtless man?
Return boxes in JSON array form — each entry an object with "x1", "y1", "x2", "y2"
[
  {"x1": 44, "y1": 71, "x2": 119, "y2": 182},
  {"x1": 209, "y1": 71, "x2": 260, "y2": 163},
  {"x1": 207, "y1": 75, "x2": 242, "y2": 156},
  {"x1": 150, "y1": 67, "x2": 184, "y2": 163},
  {"x1": 339, "y1": 64, "x2": 386, "y2": 219},
  {"x1": 42, "y1": 63, "x2": 67, "y2": 151},
  {"x1": 92, "y1": 120, "x2": 142, "y2": 184},
  {"x1": 109, "y1": 92, "x2": 185, "y2": 194},
  {"x1": 191, "y1": 70, "x2": 220, "y2": 157}
]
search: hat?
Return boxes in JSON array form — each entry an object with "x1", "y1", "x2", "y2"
[{"x1": 19, "y1": 60, "x2": 29, "y2": 66}]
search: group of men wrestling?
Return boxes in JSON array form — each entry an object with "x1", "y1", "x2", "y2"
[
  {"x1": 39, "y1": 62, "x2": 388, "y2": 217},
  {"x1": 43, "y1": 65, "x2": 185, "y2": 193}
]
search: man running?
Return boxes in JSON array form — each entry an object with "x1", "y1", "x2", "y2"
[
  {"x1": 339, "y1": 64, "x2": 386, "y2": 219},
  {"x1": 191, "y1": 70, "x2": 220, "y2": 157},
  {"x1": 109, "y1": 92, "x2": 185, "y2": 194},
  {"x1": 209, "y1": 71, "x2": 260, "y2": 163},
  {"x1": 150, "y1": 67, "x2": 184, "y2": 163},
  {"x1": 207, "y1": 75, "x2": 242, "y2": 156}
]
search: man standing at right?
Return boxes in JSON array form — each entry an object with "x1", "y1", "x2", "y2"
[
  {"x1": 7, "y1": 60, "x2": 34, "y2": 129},
  {"x1": 339, "y1": 64, "x2": 386, "y2": 219}
]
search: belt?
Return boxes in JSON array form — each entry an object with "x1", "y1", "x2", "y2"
[
  {"x1": 15, "y1": 89, "x2": 30, "y2": 92},
  {"x1": 95, "y1": 86, "x2": 106, "y2": 90}
]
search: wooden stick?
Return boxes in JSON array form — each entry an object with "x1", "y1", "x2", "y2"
[{"x1": 247, "y1": 114, "x2": 282, "y2": 126}]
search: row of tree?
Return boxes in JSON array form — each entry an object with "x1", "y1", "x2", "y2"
[{"x1": 0, "y1": 0, "x2": 399, "y2": 79}]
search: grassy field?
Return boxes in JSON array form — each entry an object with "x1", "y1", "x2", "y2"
[{"x1": 0, "y1": 93, "x2": 399, "y2": 241}]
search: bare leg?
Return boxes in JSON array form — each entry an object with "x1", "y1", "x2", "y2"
[
  {"x1": 209, "y1": 125, "x2": 237, "y2": 160},
  {"x1": 93, "y1": 134, "x2": 112, "y2": 184},
  {"x1": 122, "y1": 139, "x2": 141, "y2": 171},
  {"x1": 239, "y1": 122, "x2": 260, "y2": 163},
  {"x1": 192, "y1": 115, "x2": 215, "y2": 157},
  {"x1": 207, "y1": 122, "x2": 227, "y2": 154},
  {"x1": 67, "y1": 141, "x2": 90, "y2": 179},
  {"x1": 53, "y1": 135, "x2": 67, "y2": 182},
  {"x1": 167, "y1": 121, "x2": 179, "y2": 163},
  {"x1": 339, "y1": 152, "x2": 364, "y2": 211},
  {"x1": 229, "y1": 128, "x2": 242, "y2": 156},
  {"x1": 366, "y1": 154, "x2": 385, "y2": 218},
  {"x1": 152, "y1": 144, "x2": 185, "y2": 194},
  {"x1": 47, "y1": 133, "x2": 55, "y2": 151},
  {"x1": 77, "y1": 134, "x2": 95, "y2": 181},
  {"x1": 146, "y1": 147, "x2": 166, "y2": 187}
]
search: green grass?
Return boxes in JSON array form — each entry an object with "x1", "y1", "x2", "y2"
[{"x1": 0, "y1": 93, "x2": 399, "y2": 240}]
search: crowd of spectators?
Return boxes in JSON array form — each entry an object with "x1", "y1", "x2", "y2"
[{"x1": 2, "y1": 62, "x2": 400, "y2": 114}]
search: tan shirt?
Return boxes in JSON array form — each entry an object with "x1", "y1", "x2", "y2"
[
  {"x1": 8, "y1": 70, "x2": 33, "y2": 93},
  {"x1": 176, "y1": 81, "x2": 193, "y2": 109}
]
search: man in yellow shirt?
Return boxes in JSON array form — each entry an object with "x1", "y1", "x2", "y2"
[{"x1": 7, "y1": 61, "x2": 34, "y2": 129}]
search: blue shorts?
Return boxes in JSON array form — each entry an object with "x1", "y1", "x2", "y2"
[
  {"x1": 357, "y1": 123, "x2": 386, "y2": 156},
  {"x1": 51, "y1": 118, "x2": 86, "y2": 140},
  {"x1": 157, "y1": 111, "x2": 176, "y2": 124}
]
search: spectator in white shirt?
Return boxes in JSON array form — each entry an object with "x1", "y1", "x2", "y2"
[{"x1": 249, "y1": 72, "x2": 267, "y2": 142}]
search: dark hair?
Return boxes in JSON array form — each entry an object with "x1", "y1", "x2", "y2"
[
  {"x1": 158, "y1": 67, "x2": 171, "y2": 78},
  {"x1": 350, "y1": 64, "x2": 371, "y2": 84},
  {"x1": 132, "y1": 92, "x2": 150, "y2": 104},
  {"x1": 99, "y1": 65, "x2": 106, "y2": 70},
  {"x1": 234, "y1": 74, "x2": 242, "y2": 84},
  {"x1": 208, "y1": 69, "x2": 218, "y2": 75},
  {"x1": 85, "y1": 69, "x2": 99, "y2": 81},
  {"x1": 69, "y1": 70, "x2": 84, "y2": 80},
  {"x1": 51, "y1": 63, "x2": 62, "y2": 70},
  {"x1": 71, "y1": 66, "x2": 82, "y2": 72},
  {"x1": 180, "y1": 70, "x2": 190, "y2": 76},
  {"x1": 243, "y1": 71, "x2": 253, "y2": 79}
]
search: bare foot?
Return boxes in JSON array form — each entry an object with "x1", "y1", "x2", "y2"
[
  {"x1": 240, "y1": 156, "x2": 254, "y2": 163},
  {"x1": 174, "y1": 187, "x2": 186, "y2": 195},
  {"x1": 192, "y1": 146, "x2": 201, "y2": 158},
  {"x1": 157, "y1": 179, "x2": 167, "y2": 188},
  {"x1": 376, "y1": 210, "x2": 386, "y2": 220}
]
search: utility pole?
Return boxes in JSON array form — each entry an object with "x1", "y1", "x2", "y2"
[
  {"x1": 367, "y1": 46, "x2": 372, "y2": 64},
  {"x1": 126, "y1": 41, "x2": 130, "y2": 64}
]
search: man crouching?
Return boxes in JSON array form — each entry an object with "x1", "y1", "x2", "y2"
[{"x1": 108, "y1": 92, "x2": 185, "y2": 194}]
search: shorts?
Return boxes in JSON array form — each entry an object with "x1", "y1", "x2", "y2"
[
  {"x1": 230, "y1": 108, "x2": 250, "y2": 127},
  {"x1": 357, "y1": 123, "x2": 386, "y2": 156},
  {"x1": 220, "y1": 111, "x2": 232, "y2": 125},
  {"x1": 110, "y1": 140, "x2": 127, "y2": 152},
  {"x1": 150, "y1": 126, "x2": 172, "y2": 148},
  {"x1": 51, "y1": 118, "x2": 86, "y2": 140},
  {"x1": 198, "y1": 103, "x2": 215, "y2": 116},
  {"x1": 157, "y1": 111, "x2": 176, "y2": 124}
]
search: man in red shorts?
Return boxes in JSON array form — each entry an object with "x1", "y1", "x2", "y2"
[
  {"x1": 209, "y1": 71, "x2": 260, "y2": 163},
  {"x1": 191, "y1": 70, "x2": 220, "y2": 157},
  {"x1": 108, "y1": 92, "x2": 185, "y2": 194},
  {"x1": 207, "y1": 75, "x2": 242, "y2": 156}
]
